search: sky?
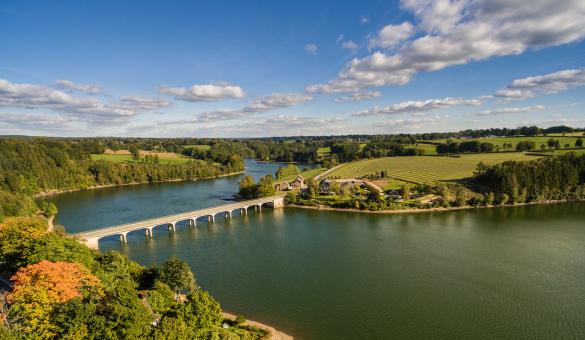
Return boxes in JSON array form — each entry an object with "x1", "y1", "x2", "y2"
[{"x1": 1, "y1": 0, "x2": 585, "y2": 137}]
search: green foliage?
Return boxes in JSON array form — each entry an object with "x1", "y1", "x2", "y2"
[
  {"x1": 0, "y1": 216, "x2": 47, "y2": 273},
  {"x1": 515, "y1": 140, "x2": 536, "y2": 151},
  {"x1": 239, "y1": 175, "x2": 275, "y2": 198},
  {"x1": 158, "y1": 257, "x2": 196, "y2": 295},
  {"x1": 0, "y1": 189, "x2": 37, "y2": 222},
  {"x1": 276, "y1": 164, "x2": 300, "y2": 180},
  {"x1": 40, "y1": 201, "x2": 58, "y2": 217},
  {"x1": 94, "y1": 251, "x2": 145, "y2": 290},
  {"x1": 475, "y1": 153, "x2": 585, "y2": 202},
  {"x1": 177, "y1": 289, "x2": 224, "y2": 331},
  {"x1": 147, "y1": 281, "x2": 177, "y2": 315},
  {"x1": 576, "y1": 138, "x2": 583, "y2": 147},
  {"x1": 18, "y1": 233, "x2": 97, "y2": 270}
]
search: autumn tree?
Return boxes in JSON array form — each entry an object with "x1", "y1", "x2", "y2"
[
  {"x1": 7, "y1": 261, "x2": 102, "y2": 338},
  {"x1": 0, "y1": 216, "x2": 47, "y2": 273}
]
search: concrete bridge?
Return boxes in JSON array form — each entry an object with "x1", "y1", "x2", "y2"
[{"x1": 72, "y1": 195, "x2": 285, "y2": 249}]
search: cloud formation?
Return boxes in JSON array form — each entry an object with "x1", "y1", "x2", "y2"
[
  {"x1": 342, "y1": 40, "x2": 359, "y2": 50},
  {"x1": 245, "y1": 92, "x2": 313, "y2": 112},
  {"x1": 308, "y1": 0, "x2": 585, "y2": 93},
  {"x1": 335, "y1": 91, "x2": 381, "y2": 102},
  {"x1": 369, "y1": 22, "x2": 414, "y2": 49},
  {"x1": 476, "y1": 105, "x2": 545, "y2": 116},
  {"x1": 305, "y1": 44, "x2": 318, "y2": 55},
  {"x1": 158, "y1": 83, "x2": 245, "y2": 102},
  {"x1": 0, "y1": 78, "x2": 171, "y2": 124},
  {"x1": 353, "y1": 97, "x2": 480, "y2": 116},
  {"x1": 495, "y1": 68, "x2": 585, "y2": 100},
  {"x1": 55, "y1": 79, "x2": 101, "y2": 94}
]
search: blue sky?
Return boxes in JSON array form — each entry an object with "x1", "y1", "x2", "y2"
[{"x1": 1, "y1": 0, "x2": 585, "y2": 137}]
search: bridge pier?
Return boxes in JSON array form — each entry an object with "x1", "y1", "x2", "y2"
[
  {"x1": 145, "y1": 227, "x2": 153, "y2": 238},
  {"x1": 225, "y1": 211, "x2": 231, "y2": 219},
  {"x1": 168, "y1": 221, "x2": 177, "y2": 232},
  {"x1": 189, "y1": 218, "x2": 197, "y2": 227},
  {"x1": 208, "y1": 215, "x2": 214, "y2": 223},
  {"x1": 242, "y1": 207, "x2": 247, "y2": 215},
  {"x1": 119, "y1": 232, "x2": 128, "y2": 243}
]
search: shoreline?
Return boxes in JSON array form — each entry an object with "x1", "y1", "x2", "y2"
[
  {"x1": 34, "y1": 171, "x2": 245, "y2": 198},
  {"x1": 222, "y1": 312, "x2": 293, "y2": 340},
  {"x1": 287, "y1": 199, "x2": 582, "y2": 215}
]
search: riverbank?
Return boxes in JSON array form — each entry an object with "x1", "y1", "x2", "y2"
[
  {"x1": 222, "y1": 312, "x2": 293, "y2": 340},
  {"x1": 34, "y1": 171, "x2": 245, "y2": 197},
  {"x1": 287, "y1": 198, "x2": 583, "y2": 215}
]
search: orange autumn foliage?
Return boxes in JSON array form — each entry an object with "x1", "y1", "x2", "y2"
[{"x1": 7, "y1": 260, "x2": 101, "y2": 305}]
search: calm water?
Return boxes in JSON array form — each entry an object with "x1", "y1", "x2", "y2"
[{"x1": 46, "y1": 161, "x2": 585, "y2": 339}]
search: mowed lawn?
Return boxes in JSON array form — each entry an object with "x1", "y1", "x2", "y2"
[
  {"x1": 326, "y1": 153, "x2": 542, "y2": 184},
  {"x1": 91, "y1": 152, "x2": 192, "y2": 164}
]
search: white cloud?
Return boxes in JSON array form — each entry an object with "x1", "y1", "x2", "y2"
[
  {"x1": 495, "y1": 68, "x2": 585, "y2": 99},
  {"x1": 342, "y1": 40, "x2": 359, "y2": 50},
  {"x1": 353, "y1": 97, "x2": 480, "y2": 116},
  {"x1": 162, "y1": 92, "x2": 314, "y2": 124},
  {"x1": 305, "y1": 43, "x2": 318, "y2": 55},
  {"x1": 0, "y1": 113, "x2": 73, "y2": 131},
  {"x1": 335, "y1": 91, "x2": 381, "y2": 102},
  {"x1": 158, "y1": 83, "x2": 245, "y2": 102},
  {"x1": 369, "y1": 22, "x2": 414, "y2": 49},
  {"x1": 308, "y1": 0, "x2": 585, "y2": 93},
  {"x1": 476, "y1": 105, "x2": 545, "y2": 116},
  {"x1": 0, "y1": 78, "x2": 171, "y2": 125},
  {"x1": 361, "y1": 15, "x2": 370, "y2": 24},
  {"x1": 245, "y1": 92, "x2": 313, "y2": 112},
  {"x1": 55, "y1": 79, "x2": 101, "y2": 94}
]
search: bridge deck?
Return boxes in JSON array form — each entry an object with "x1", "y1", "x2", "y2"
[{"x1": 72, "y1": 195, "x2": 284, "y2": 240}]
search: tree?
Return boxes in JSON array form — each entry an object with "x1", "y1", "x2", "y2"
[
  {"x1": 158, "y1": 257, "x2": 196, "y2": 298},
  {"x1": 576, "y1": 138, "x2": 583, "y2": 148},
  {"x1": 256, "y1": 175, "x2": 275, "y2": 197},
  {"x1": 129, "y1": 145, "x2": 140, "y2": 161},
  {"x1": 401, "y1": 183, "x2": 410, "y2": 201},
  {"x1": 39, "y1": 202, "x2": 57, "y2": 218},
  {"x1": 176, "y1": 289, "x2": 223, "y2": 334},
  {"x1": 0, "y1": 216, "x2": 47, "y2": 273},
  {"x1": 238, "y1": 175, "x2": 256, "y2": 199},
  {"x1": 7, "y1": 261, "x2": 102, "y2": 338}
]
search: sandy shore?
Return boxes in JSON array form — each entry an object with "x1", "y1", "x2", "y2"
[
  {"x1": 288, "y1": 199, "x2": 582, "y2": 215},
  {"x1": 223, "y1": 312, "x2": 293, "y2": 340}
]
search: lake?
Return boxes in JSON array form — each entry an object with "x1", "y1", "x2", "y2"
[{"x1": 46, "y1": 160, "x2": 585, "y2": 339}]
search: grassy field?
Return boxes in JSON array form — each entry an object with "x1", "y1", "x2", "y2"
[
  {"x1": 281, "y1": 168, "x2": 326, "y2": 182},
  {"x1": 405, "y1": 143, "x2": 438, "y2": 155},
  {"x1": 91, "y1": 152, "x2": 192, "y2": 164},
  {"x1": 326, "y1": 153, "x2": 542, "y2": 184},
  {"x1": 183, "y1": 144, "x2": 211, "y2": 151},
  {"x1": 425, "y1": 136, "x2": 582, "y2": 149}
]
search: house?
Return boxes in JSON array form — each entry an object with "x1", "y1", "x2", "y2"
[
  {"x1": 319, "y1": 178, "x2": 362, "y2": 194},
  {"x1": 290, "y1": 175, "x2": 304, "y2": 189},
  {"x1": 274, "y1": 180, "x2": 291, "y2": 191}
]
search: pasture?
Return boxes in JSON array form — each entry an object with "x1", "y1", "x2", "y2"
[
  {"x1": 91, "y1": 151, "x2": 192, "y2": 164},
  {"x1": 281, "y1": 168, "x2": 326, "y2": 181},
  {"x1": 326, "y1": 152, "x2": 542, "y2": 184},
  {"x1": 183, "y1": 144, "x2": 212, "y2": 151}
]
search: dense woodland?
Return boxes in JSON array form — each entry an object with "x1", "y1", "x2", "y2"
[{"x1": 475, "y1": 153, "x2": 585, "y2": 203}]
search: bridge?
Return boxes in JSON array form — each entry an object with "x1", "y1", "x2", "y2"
[{"x1": 72, "y1": 195, "x2": 285, "y2": 249}]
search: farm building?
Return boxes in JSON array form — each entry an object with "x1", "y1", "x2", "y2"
[
  {"x1": 291, "y1": 175, "x2": 304, "y2": 189},
  {"x1": 274, "y1": 181, "x2": 292, "y2": 191},
  {"x1": 319, "y1": 178, "x2": 362, "y2": 194}
]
